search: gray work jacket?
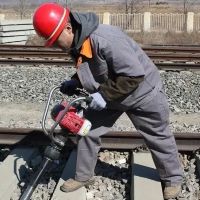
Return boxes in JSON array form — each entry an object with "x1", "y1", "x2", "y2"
[{"x1": 76, "y1": 24, "x2": 163, "y2": 111}]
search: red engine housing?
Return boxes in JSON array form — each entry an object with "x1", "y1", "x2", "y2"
[{"x1": 51, "y1": 101, "x2": 85, "y2": 134}]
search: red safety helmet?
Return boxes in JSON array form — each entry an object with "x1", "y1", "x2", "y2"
[{"x1": 33, "y1": 3, "x2": 70, "y2": 47}]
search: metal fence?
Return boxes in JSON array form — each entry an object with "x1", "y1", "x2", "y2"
[
  {"x1": 1, "y1": 12, "x2": 200, "y2": 44},
  {"x1": 151, "y1": 13, "x2": 186, "y2": 32},
  {"x1": 194, "y1": 14, "x2": 200, "y2": 32},
  {"x1": 98, "y1": 13, "x2": 104, "y2": 24},
  {"x1": 110, "y1": 13, "x2": 144, "y2": 32},
  {"x1": 100, "y1": 12, "x2": 199, "y2": 32}
]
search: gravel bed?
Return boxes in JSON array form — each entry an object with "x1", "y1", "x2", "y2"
[
  {"x1": 9, "y1": 148, "x2": 130, "y2": 200},
  {"x1": 4, "y1": 146, "x2": 200, "y2": 200},
  {"x1": 0, "y1": 65, "x2": 73, "y2": 103},
  {"x1": 0, "y1": 65, "x2": 200, "y2": 131},
  {"x1": 0, "y1": 65, "x2": 200, "y2": 199},
  {"x1": 87, "y1": 150, "x2": 131, "y2": 200},
  {"x1": 160, "y1": 71, "x2": 200, "y2": 113},
  {"x1": 11, "y1": 147, "x2": 70, "y2": 200},
  {"x1": 178, "y1": 153, "x2": 200, "y2": 200},
  {"x1": 0, "y1": 65, "x2": 199, "y2": 113},
  {"x1": 112, "y1": 119, "x2": 200, "y2": 133}
]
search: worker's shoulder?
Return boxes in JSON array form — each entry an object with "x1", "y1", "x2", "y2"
[
  {"x1": 92, "y1": 24, "x2": 124, "y2": 38},
  {"x1": 91, "y1": 24, "x2": 127, "y2": 42}
]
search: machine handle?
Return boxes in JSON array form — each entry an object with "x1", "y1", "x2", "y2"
[
  {"x1": 41, "y1": 86, "x2": 90, "y2": 147},
  {"x1": 85, "y1": 96, "x2": 93, "y2": 104},
  {"x1": 42, "y1": 86, "x2": 59, "y2": 136}
]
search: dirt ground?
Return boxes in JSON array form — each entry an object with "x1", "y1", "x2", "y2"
[{"x1": 0, "y1": 102, "x2": 199, "y2": 130}]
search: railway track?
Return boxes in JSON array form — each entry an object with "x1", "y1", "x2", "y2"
[
  {"x1": 0, "y1": 147, "x2": 165, "y2": 200},
  {"x1": 0, "y1": 127, "x2": 200, "y2": 200},
  {"x1": 0, "y1": 44, "x2": 200, "y2": 199},
  {"x1": 0, "y1": 44, "x2": 200, "y2": 70},
  {"x1": 0, "y1": 127, "x2": 200, "y2": 151}
]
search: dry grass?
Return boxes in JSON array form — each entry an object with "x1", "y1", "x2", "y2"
[
  {"x1": 26, "y1": 31, "x2": 200, "y2": 46},
  {"x1": 128, "y1": 31, "x2": 200, "y2": 45},
  {"x1": 74, "y1": 3, "x2": 200, "y2": 14}
]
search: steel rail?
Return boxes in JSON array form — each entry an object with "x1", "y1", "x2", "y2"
[
  {"x1": 148, "y1": 53, "x2": 200, "y2": 61},
  {"x1": 155, "y1": 62, "x2": 200, "y2": 70},
  {"x1": 1, "y1": 51, "x2": 200, "y2": 60},
  {"x1": 0, "y1": 48, "x2": 200, "y2": 55},
  {"x1": 0, "y1": 58, "x2": 73, "y2": 65},
  {"x1": 0, "y1": 45, "x2": 200, "y2": 53},
  {"x1": 0, "y1": 52, "x2": 66, "y2": 57},
  {"x1": 0, "y1": 127, "x2": 199, "y2": 151},
  {"x1": 0, "y1": 57, "x2": 199, "y2": 70},
  {"x1": 0, "y1": 44, "x2": 200, "y2": 69},
  {"x1": 1, "y1": 44, "x2": 200, "y2": 52},
  {"x1": 0, "y1": 45, "x2": 60, "y2": 52},
  {"x1": 0, "y1": 54, "x2": 197, "y2": 63},
  {"x1": 142, "y1": 45, "x2": 200, "y2": 52}
]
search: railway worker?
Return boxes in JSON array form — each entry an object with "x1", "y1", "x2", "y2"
[{"x1": 33, "y1": 3, "x2": 183, "y2": 199}]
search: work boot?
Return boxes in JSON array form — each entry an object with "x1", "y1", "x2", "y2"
[
  {"x1": 163, "y1": 184, "x2": 182, "y2": 199},
  {"x1": 60, "y1": 178, "x2": 95, "y2": 193}
]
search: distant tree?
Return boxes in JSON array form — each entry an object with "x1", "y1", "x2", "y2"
[
  {"x1": 55, "y1": 0, "x2": 72, "y2": 8},
  {"x1": 121, "y1": 0, "x2": 145, "y2": 31},
  {"x1": 148, "y1": 0, "x2": 151, "y2": 7},
  {"x1": 155, "y1": 0, "x2": 168, "y2": 5},
  {"x1": 178, "y1": 0, "x2": 197, "y2": 14},
  {"x1": 125, "y1": 0, "x2": 145, "y2": 14},
  {"x1": 56, "y1": 0, "x2": 63, "y2": 4},
  {"x1": 16, "y1": 0, "x2": 28, "y2": 19},
  {"x1": 64, "y1": 0, "x2": 68, "y2": 6},
  {"x1": 176, "y1": 0, "x2": 197, "y2": 31}
]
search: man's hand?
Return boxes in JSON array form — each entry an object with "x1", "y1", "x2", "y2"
[
  {"x1": 60, "y1": 79, "x2": 80, "y2": 96},
  {"x1": 89, "y1": 92, "x2": 106, "y2": 111}
]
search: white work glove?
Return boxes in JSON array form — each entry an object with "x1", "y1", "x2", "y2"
[{"x1": 89, "y1": 92, "x2": 107, "y2": 111}]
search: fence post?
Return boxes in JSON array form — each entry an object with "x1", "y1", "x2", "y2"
[
  {"x1": 187, "y1": 12, "x2": 194, "y2": 33},
  {"x1": 0, "y1": 14, "x2": 5, "y2": 20},
  {"x1": 144, "y1": 12, "x2": 151, "y2": 32},
  {"x1": 103, "y1": 12, "x2": 110, "y2": 25}
]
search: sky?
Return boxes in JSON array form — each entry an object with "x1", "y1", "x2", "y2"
[{"x1": 0, "y1": 0, "x2": 200, "y2": 5}]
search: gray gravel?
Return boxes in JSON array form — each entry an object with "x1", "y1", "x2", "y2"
[
  {"x1": 1, "y1": 65, "x2": 199, "y2": 133},
  {"x1": 0, "y1": 65, "x2": 200, "y2": 114},
  {"x1": 87, "y1": 150, "x2": 131, "y2": 200},
  {"x1": 10, "y1": 148, "x2": 69, "y2": 200},
  {"x1": 160, "y1": 71, "x2": 200, "y2": 113},
  {"x1": 0, "y1": 65, "x2": 73, "y2": 103},
  {"x1": 6, "y1": 147, "x2": 200, "y2": 200},
  {"x1": 178, "y1": 153, "x2": 200, "y2": 200},
  {"x1": 0, "y1": 65, "x2": 200, "y2": 200}
]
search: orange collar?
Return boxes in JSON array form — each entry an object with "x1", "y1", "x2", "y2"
[{"x1": 80, "y1": 38, "x2": 92, "y2": 58}]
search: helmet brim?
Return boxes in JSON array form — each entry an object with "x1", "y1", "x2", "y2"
[
  {"x1": 45, "y1": 8, "x2": 69, "y2": 47},
  {"x1": 45, "y1": 20, "x2": 66, "y2": 47},
  {"x1": 45, "y1": 35, "x2": 58, "y2": 47}
]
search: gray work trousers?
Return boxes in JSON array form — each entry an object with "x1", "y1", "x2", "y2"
[{"x1": 75, "y1": 90, "x2": 183, "y2": 186}]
